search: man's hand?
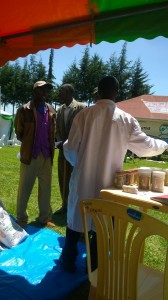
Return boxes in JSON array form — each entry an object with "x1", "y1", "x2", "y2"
[{"x1": 55, "y1": 141, "x2": 63, "y2": 150}]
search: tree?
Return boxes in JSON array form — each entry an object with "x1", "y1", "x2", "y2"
[
  {"x1": 47, "y1": 49, "x2": 55, "y2": 83},
  {"x1": 0, "y1": 63, "x2": 15, "y2": 110},
  {"x1": 128, "y1": 58, "x2": 153, "y2": 98},
  {"x1": 63, "y1": 61, "x2": 80, "y2": 92},
  {"x1": 77, "y1": 47, "x2": 92, "y2": 103},
  {"x1": 117, "y1": 42, "x2": 132, "y2": 100},
  {"x1": 107, "y1": 52, "x2": 119, "y2": 79},
  {"x1": 0, "y1": 54, "x2": 56, "y2": 111},
  {"x1": 29, "y1": 55, "x2": 39, "y2": 84},
  {"x1": 106, "y1": 42, "x2": 152, "y2": 101},
  {"x1": 62, "y1": 44, "x2": 153, "y2": 103},
  {"x1": 62, "y1": 47, "x2": 108, "y2": 104},
  {"x1": 36, "y1": 58, "x2": 47, "y2": 81},
  {"x1": 18, "y1": 59, "x2": 32, "y2": 106},
  {"x1": 10, "y1": 61, "x2": 23, "y2": 112},
  {"x1": 50, "y1": 83, "x2": 60, "y2": 109},
  {"x1": 107, "y1": 42, "x2": 132, "y2": 101},
  {"x1": 83, "y1": 53, "x2": 108, "y2": 105},
  {"x1": 0, "y1": 44, "x2": 153, "y2": 112}
]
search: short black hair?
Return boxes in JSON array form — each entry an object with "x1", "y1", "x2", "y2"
[
  {"x1": 61, "y1": 84, "x2": 74, "y2": 95},
  {"x1": 98, "y1": 76, "x2": 119, "y2": 98}
]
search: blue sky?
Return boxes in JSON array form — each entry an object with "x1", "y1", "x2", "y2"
[{"x1": 31, "y1": 36, "x2": 168, "y2": 96}]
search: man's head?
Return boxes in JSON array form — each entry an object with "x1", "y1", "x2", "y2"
[
  {"x1": 33, "y1": 81, "x2": 53, "y2": 103},
  {"x1": 59, "y1": 84, "x2": 74, "y2": 105},
  {"x1": 98, "y1": 76, "x2": 119, "y2": 101}
]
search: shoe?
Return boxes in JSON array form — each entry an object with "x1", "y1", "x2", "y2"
[
  {"x1": 40, "y1": 221, "x2": 56, "y2": 227},
  {"x1": 16, "y1": 220, "x2": 27, "y2": 228},
  {"x1": 59, "y1": 255, "x2": 76, "y2": 273},
  {"x1": 46, "y1": 221, "x2": 55, "y2": 227},
  {"x1": 53, "y1": 207, "x2": 67, "y2": 215}
]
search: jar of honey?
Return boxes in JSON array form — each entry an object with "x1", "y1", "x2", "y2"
[
  {"x1": 138, "y1": 167, "x2": 151, "y2": 191},
  {"x1": 114, "y1": 171, "x2": 127, "y2": 188}
]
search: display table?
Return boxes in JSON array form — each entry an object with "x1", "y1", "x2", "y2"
[{"x1": 100, "y1": 186, "x2": 168, "y2": 214}]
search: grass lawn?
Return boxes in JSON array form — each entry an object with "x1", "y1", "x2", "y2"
[
  {"x1": 0, "y1": 146, "x2": 66, "y2": 236},
  {"x1": 0, "y1": 147, "x2": 168, "y2": 299}
]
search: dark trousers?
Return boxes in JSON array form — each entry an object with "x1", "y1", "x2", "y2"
[
  {"x1": 62, "y1": 227, "x2": 97, "y2": 271},
  {"x1": 89, "y1": 231, "x2": 97, "y2": 271},
  {"x1": 58, "y1": 151, "x2": 73, "y2": 210}
]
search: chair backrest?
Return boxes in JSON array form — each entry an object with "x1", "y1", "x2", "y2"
[{"x1": 80, "y1": 198, "x2": 168, "y2": 300}]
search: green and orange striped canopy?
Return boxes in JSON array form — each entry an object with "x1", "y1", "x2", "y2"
[{"x1": 0, "y1": 0, "x2": 168, "y2": 66}]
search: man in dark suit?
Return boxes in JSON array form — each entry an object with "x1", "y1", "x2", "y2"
[{"x1": 54, "y1": 84, "x2": 86, "y2": 214}]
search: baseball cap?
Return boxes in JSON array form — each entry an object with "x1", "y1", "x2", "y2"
[{"x1": 33, "y1": 81, "x2": 53, "y2": 89}]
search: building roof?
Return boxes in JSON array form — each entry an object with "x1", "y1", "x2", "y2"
[{"x1": 116, "y1": 95, "x2": 168, "y2": 120}]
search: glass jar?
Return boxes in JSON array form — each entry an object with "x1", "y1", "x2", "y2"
[
  {"x1": 114, "y1": 171, "x2": 127, "y2": 188},
  {"x1": 151, "y1": 171, "x2": 165, "y2": 192},
  {"x1": 138, "y1": 167, "x2": 152, "y2": 191}
]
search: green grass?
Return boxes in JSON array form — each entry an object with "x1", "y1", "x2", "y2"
[
  {"x1": 0, "y1": 147, "x2": 168, "y2": 299},
  {"x1": 124, "y1": 155, "x2": 168, "y2": 272},
  {"x1": 0, "y1": 146, "x2": 66, "y2": 236}
]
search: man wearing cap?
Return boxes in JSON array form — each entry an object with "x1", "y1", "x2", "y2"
[{"x1": 14, "y1": 81, "x2": 56, "y2": 227}]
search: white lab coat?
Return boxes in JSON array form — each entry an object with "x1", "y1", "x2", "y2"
[{"x1": 63, "y1": 100, "x2": 168, "y2": 232}]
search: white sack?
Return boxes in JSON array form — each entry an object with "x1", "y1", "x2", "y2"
[{"x1": 0, "y1": 207, "x2": 28, "y2": 248}]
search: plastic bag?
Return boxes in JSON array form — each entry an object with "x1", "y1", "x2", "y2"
[{"x1": 0, "y1": 207, "x2": 28, "y2": 248}]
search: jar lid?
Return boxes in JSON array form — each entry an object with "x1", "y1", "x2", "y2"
[
  {"x1": 152, "y1": 171, "x2": 165, "y2": 176},
  {"x1": 139, "y1": 167, "x2": 151, "y2": 170},
  {"x1": 138, "y1": 167, "x2": 151, "y2": 174},
  {"x1": 115, "y1": 170, "x2": 127, "y2": 174}
]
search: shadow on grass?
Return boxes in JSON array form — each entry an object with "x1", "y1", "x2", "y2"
[
  {"x1": 52, "y1": 213, "x2": 67, "y2": 227},
  {"x1": 27, "y1": 214, "x2": 67, "y2": 229},
  {"x1": 28, "y1": 220, "x2": 48, "y2": 232}
]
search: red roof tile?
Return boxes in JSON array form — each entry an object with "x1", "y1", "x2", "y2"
[{"x1": 116, "y1": 95, "x2": 168, "y2": 120}]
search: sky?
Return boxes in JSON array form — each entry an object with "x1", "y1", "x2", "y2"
[{"x1": 4, "y1": 36, "x2": 168, "y2": 114}]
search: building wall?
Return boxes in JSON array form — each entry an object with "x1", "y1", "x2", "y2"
[{"x1": 138, "y1": 118, "x2": 168, "y2": 143}]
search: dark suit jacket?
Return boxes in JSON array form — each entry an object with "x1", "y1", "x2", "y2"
[{"x1": 56, "y1": 99, "x2": 86, "y2": 142}]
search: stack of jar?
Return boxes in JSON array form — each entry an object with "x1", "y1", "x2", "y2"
[
  {"x1": 138, "y1": 167, "x2": 152, "y2": 191},
  {"x1": 114, "y1": 167, "x2": 168, "y2": 192},
  {"x1": 114, "y1": 169, "x2": 138, "y2": 188},
  {"x1": 138, "y1": 167, "x2": 166, "y2": 192}
]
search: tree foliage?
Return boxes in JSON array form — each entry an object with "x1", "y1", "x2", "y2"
[
  {"x1": 62, "y1": 47, "x2": 108, "y2": 104},
  {"x1": 47, "y1": 49, "x2": 55, "y2": 83},
  {"x1": 128, "y1": 58, "x2": 153, "y2": 98},
  {"x1": 0, "y1": 43, "x2": 153, "y2": 113},
  {"x1": 62, "y1": 42, "x2": 152, "y2": 103}
]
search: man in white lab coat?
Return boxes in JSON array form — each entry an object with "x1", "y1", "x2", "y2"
[{"x1": 60, "y1": 76, "x2": 168, "y2": 273}]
